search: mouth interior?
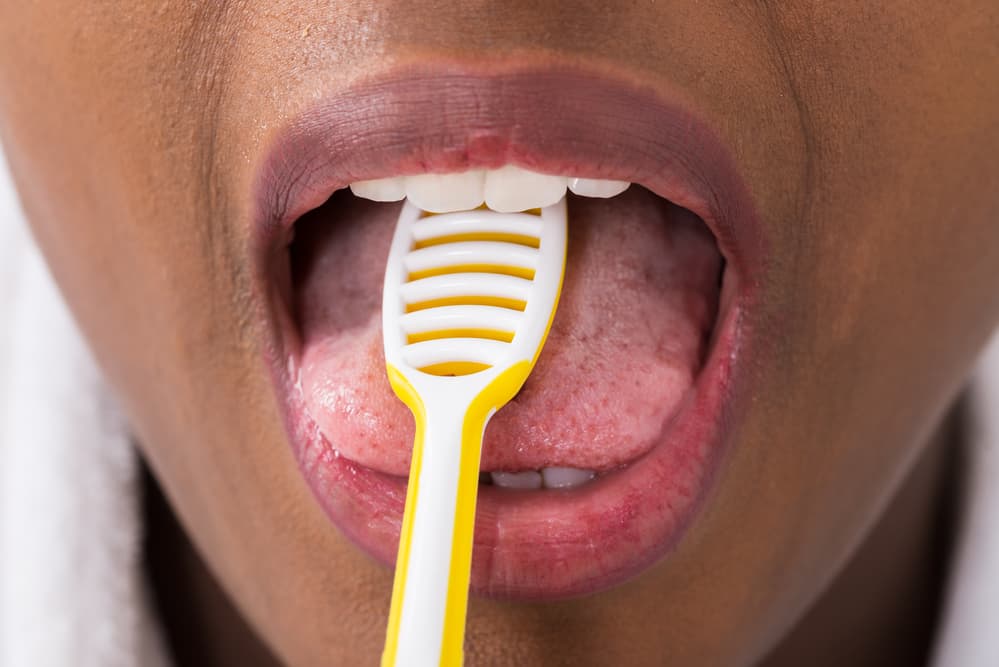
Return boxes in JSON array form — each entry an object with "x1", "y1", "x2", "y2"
[{"x1": 284, "y1": 183, "x2": 725, "y2": 489}]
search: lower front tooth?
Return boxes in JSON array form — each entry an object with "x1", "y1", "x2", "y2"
[
  {"x1": 490, "y1": 470, "x2": 543, "y2": 490},
  {"x1": 541, "y1": 467, "x2": 596, "y2": 489}
]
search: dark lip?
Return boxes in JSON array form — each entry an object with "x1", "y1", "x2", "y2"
[{"x1": 250, "y1": 63, "x2": 766, "y2": 599}]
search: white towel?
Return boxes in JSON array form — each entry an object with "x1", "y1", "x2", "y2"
[
  {"x1": 932, "y1": 330, "x2": 999, "y2": 666},
  {"x1": 0, "y1": 145, "x2": 996, "y2": 666},
  {"x1": 0, "y1": 154, "x2": 169, "y2": 666}
]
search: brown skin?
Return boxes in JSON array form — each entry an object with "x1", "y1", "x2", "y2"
[{"x1": 1, "y1": 2, "x2": 997, "y2": 665}]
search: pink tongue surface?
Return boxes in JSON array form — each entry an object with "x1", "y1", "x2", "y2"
[{"x1": 291, "y1": 187, "x2": 721, "y2": 475}]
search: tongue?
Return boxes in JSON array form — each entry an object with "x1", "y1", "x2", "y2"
[{"x1": 291, "y1": 186, "x2": 721, "y2": 475}]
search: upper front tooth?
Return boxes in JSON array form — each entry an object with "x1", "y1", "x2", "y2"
[
  {"x1": 349, "y1": 176, "x2": 406, "y2": 202},
  {"x1": 405, "y1": 170, "x2": 485, "y2": 213},
  {"x1": 568, "y1": 177, "x2": 630, "y2": 199},
  {"x1": 541, "y1": 467, "x2": 596, "y2": 489},
  {"x1": 484, "y1": 166, "x2": 567, "y2": 213},
  {"x1": 348, "y1": 169, "x2": 633, "y2": 209}
]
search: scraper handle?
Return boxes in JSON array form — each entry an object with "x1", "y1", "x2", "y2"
[{"x1": 382, "y1": 401, "x2": 485, "y2": 667}]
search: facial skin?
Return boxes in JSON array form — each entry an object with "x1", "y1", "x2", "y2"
[{"x1": 1, "y1": 2, "x2": 997, "y2": 665}]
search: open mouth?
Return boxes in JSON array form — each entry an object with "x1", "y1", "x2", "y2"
[
  {"x1": 254, "y1": 66, "x2": 763, "y2": 599},
  {"x1": 292, "y1": 174, "x2": 724, "y2": 485}
]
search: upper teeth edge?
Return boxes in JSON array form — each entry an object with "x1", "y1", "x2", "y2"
[{"x1": 349, "y1": 166, "x2": 630, "y2": 213}]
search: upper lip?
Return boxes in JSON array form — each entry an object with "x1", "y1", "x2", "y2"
[
  {"x1": 252, "y1": 64, "x2": 764, "y2": 284},
  {"x1": 249, "y1": 62, "x2": 766, "y2": 598}
]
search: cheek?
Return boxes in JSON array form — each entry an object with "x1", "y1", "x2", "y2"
[
  {"x1": 650, "y1": 4, "x2": 999, "y2": 658},
  {"x1": 0, "y1": 5, "x2": 338, "y2": 643},
  {"x1": 0, "y1": 3, "x2": 225, "y2": 385}
]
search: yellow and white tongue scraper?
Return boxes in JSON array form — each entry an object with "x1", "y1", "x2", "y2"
[{"x1": 380, "y1": 196, "x2": 568, "y2": 666}]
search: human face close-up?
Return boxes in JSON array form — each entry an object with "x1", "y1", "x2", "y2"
[{"x1": 1, "y1": 2, "x2": 997, "y2": 665}]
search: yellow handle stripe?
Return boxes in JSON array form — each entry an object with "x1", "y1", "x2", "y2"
[
  {"x1": 381, "y1": 362, "x2": 532, "y2": 667},
  {"x1": 381, "y1": 365, "x2": 426, "y2": 667},
  {"x1": 440, "y1": 361, "x2": 532, "y2": 665}
]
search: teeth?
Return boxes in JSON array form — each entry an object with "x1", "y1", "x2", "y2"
[
  {"x1": 489, "y1": 467, "x2": 596, "y2": 490},
  {"x1": 490, "y1": 470, "x2": 543, "y2": 490},
  {"x1": 568, "y1": 177, "x2": 630, "y2": 199},
  {"x1": 348, "y1": 167, "x2": 632, "y2": 212},
  {"x1": 405, "y1": 170, "x2": 485, "y2": 213},
  {"x1": 349, "y1": 176, "x2": 406, "y2": 202},
  {"x1": 483, "y1": 166, "x2": 567, "y2": 213},
  {"x1": 541, "y1": 466, "x2": 596, "y2": 489}
]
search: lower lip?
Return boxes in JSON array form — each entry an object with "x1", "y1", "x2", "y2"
[{"x1": 257, "y1": 65, "x2": 762, "y2": 599}]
